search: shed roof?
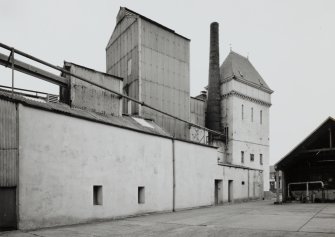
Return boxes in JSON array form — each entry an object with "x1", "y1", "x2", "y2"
[
  {"x1": 220, "y1": 51, "x2": 273, "y2": 93},
  {"x1": 275, "y1": 117, "x2": 335, "y2": 170}
]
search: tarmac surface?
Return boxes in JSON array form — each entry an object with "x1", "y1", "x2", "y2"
[{"x1": 1, "y1": 200, "x2": 335, "y2": 237}]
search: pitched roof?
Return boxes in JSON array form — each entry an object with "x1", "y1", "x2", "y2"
[
  {"x1": 275, "y1": 117, "x2": 335, "y2": 169},
  {"x1": 117, "y1": 7, "x2": 190, "y2": 41},
  {"x1": 220, "y1": 51, "x2": 273, "y2": 93}
]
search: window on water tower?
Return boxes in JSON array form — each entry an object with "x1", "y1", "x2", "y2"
[
  {"x1": 127, "y1": 58, "x2": 132, "y2": 76},
  {"x1": 250, "y1": 154, "x2": 254, "y2": 162},
  {"x1": 241, "y1": 151, "x2": 244, "y2": 163},
  {"x1": 241, "y1": 104, "x2": 244, "y2": 120},
  {"x1": 260, "y1": 110, "x2": 263, "y2": 124},
  {"x1": 260, "y1": 154, "x2": 263, "y2": 165},
  {"x1": 251, "y1": 107, "x2": 254, "y2": 122}
]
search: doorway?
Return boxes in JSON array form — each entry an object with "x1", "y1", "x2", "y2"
[
  {"x1": 228, "y1": 180, "x2": 234, "y2": 203},
  {"x1": 0, "y1": 187, "x2": 17, "y2": 230},
  {"x1": 214, "y1": 179, "x2": 223, "y2": 205}
]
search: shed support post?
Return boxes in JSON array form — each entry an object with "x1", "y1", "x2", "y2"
[
  {"x1": 306, "y1": 182, "x2": 309, "y2": 202},
  {"x1": 276, "y1": 170, "x2": 280, "y2": 203},
  {"x1": 329, "y1": 128, "x2": 332, "y2": 148},
  {"x1": 281, "y1": 171, "x2": 286, "y2": 202}
]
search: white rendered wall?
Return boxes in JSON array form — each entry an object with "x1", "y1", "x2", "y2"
[
  {"x1": 17, "y1": 105, "x2": 222, "y2": 230},
  {"x1": 174, "y1": 141, "x2": 223, "y2": 209},
  {"x1": 18, "y1": 105, "x2": 173, "y2": 230},
  {"x1": 221, "y1": 79, "x2": 271, "y2": 191},
  {"x1": 222, "y1": 167, "x2": 264, "y2": 202}
]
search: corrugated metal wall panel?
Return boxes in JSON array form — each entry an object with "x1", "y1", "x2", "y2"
[
  {"x1": 106, "y1": 15, "x2": 139, "y2": 115},
  {"x1": 190, "y1": 98, "x2": 206, "y2": 126},
  {"x1": 0, "y1": 99, "x2": 17, "y2": 187},
  {"x1": 140, "y1": 20, "x2": 190, "y2": 139},
  {"x1": 107, "y1": 15, "x2": 191, "y2": 138}
]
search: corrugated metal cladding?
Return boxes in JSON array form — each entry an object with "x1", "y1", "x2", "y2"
[
  {"x1": 106, "y1": 10, "x2": 191, "y2": 139},
  {"x1": 106, "y1": 15, "x2": 139, "y2": 114},
  {"x1": 140, "y1": 19, "x2": 190, "y2": 139},
  {"x1": 0, "y1": 99, "x2": 17, "y2": 187},
  {"x1": 190, "y1": 98, "x2": 206, "y2": 127}
]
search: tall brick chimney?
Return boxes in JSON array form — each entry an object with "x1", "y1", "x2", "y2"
[{"x1": 206, "y1": 22, "x2": 221, "y2": 132}]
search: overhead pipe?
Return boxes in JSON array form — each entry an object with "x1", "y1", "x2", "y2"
[{"x1": 0, "y1": 42, "x2": 225, "y2": 140}]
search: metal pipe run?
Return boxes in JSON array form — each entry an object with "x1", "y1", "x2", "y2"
[
  {"x1": 287, "y1": 181, "x2": 324, "y2": 199},
  {"x1": 0, "y1": 42, "x2": 225, "y2": 140}
]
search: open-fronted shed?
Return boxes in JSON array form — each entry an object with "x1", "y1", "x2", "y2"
[{"x1": 276, "y1": 117, "x2": 335, "y2": 202}]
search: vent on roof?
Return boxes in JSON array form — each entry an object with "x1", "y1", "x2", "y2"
[
  {"x1": 238, "y1": 70, "x2": 244, "y2": 77},
  {"x1": 133, "y1": 117, "x2": 154, "y2": 129},
  {"x1": 47, "y1": 94, "x2": 59, "y2": 103}
]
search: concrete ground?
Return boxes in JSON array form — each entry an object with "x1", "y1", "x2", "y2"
[{"x1": 1, "y1": 200, "x2": 335, "y2": 237}]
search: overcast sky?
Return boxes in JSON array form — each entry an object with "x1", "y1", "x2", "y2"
[{"x1": 1, "y1": 0, "x2": 335, "y2": 165}]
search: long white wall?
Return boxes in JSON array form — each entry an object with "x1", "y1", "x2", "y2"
[
  {"x1": 18, "y1": 105, "x2": 173, "y2": 229},
  {"x1": 17, "y1": 105, "x2": 223, "y2": 230}
]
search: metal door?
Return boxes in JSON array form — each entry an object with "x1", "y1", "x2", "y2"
[{"x1": 0, "y1": 187, "x2": 17, "y2": 230}]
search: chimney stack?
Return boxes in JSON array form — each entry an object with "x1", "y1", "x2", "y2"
[{"x1": 206, "y1": 22, "x2": 221, "y2": 133}]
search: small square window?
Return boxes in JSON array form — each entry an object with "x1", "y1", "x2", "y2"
[
  {"x1": 138, "y1": 186, "x2": 145, "y2": 204},
  {"x1": 250, "y1": 154, "x2": 254, "y2": 162},
  {"x1": 93, "y1": 185, "x2": 103, "y2": 205}
]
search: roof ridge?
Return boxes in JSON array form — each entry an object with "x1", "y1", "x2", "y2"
[
  {"x1": 221, "y1": 51, "x2": 272, "y2": 91},
  {"x1": 119, "y1": 7, "x2": 190, "y2": 41}
]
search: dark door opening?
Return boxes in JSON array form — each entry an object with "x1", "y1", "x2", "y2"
[
  {"x1": 228, "y1": 180, "x2": 233, "y2": 203},
  {"x1": 0, "y1": 187, "x2": 17, "y2": 231},
  {"x1": 214, "y1": 179, "x2": 223, "y2": 205}
]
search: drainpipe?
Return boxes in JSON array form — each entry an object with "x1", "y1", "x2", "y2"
[
  {"x1": 172, "y1": 138, "x2": 176, "y2": 212},
  {"x1": 247, "y1": 169, "x2": 250, "y2": 200},
  {"x1": 275, "y1": 170, "x2": 280, "y2": 203}
]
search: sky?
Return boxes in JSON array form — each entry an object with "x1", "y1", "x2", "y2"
[{"x1": 1, "y1": 0, "x2": 335, "y2": 165}]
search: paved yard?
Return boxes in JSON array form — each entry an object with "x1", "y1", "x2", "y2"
[{"x1": 1, "y1": 201, "x2": 335, "y2": 236}]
